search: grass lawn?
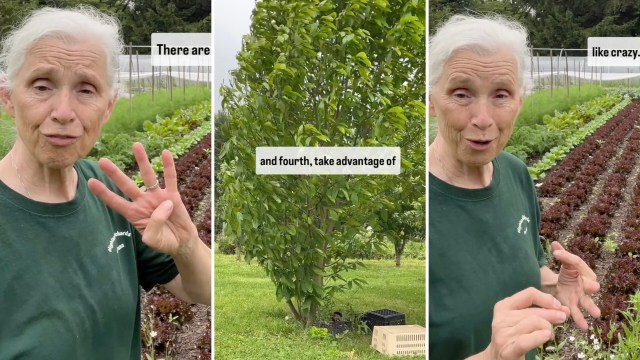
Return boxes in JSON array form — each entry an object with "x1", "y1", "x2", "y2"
[{"x1": 214, "y1": 251, "x2": 425, "y2": 360}]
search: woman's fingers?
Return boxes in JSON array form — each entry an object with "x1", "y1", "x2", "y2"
[
  {"x1": 582, "y1": 277, "x2": 601, "y2": 295},
  {"x1": 96, "y1": 157, "x2": 143, "y2": 200},
  {"x1": 516, "y1": 307, "x2": 568, "y2": 325},
  {"x1": 162, "y1": 149, "x2": 178, "y2": 192},
  {"x1": 87, "y1": 178, "x2": 132, "y2": 218},
  {"x1": 501, "y1": 329, "x2": 553, "y2": 360},
  {"x1": 490, "y1": 289, "x2": 563, "y2": 360},
  {"x1": 552, "y1": 242, "x2": 597, "y2": 280},
  {"x1": 499, "y1": 315, "x2": 554, "y2": 359},
  {"x1": 579, "y1": 295, "x2": 601, "y2": 319},
  {"x1": 141, "y1": 200, "x2": 174, "y2": 250},
  {"x1": 496, "y1": 287, "x2": 563, "y2": 313},
  {"x1": 132, "y1": 143, "x2": 159, "y2": 190}
]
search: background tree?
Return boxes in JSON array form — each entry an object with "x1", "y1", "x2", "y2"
[
  {"x1": 0, "y1": 0, "x2": 210, "y2": 53},
  {"x1": 220, "y1": 0, "x2": 425, "y2": 327},
  {"x1": 429, "y1": 0, "x2": 640, "y2": 48}
]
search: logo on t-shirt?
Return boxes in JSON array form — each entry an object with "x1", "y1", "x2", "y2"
[
  {"x1": 517, "y1": 215, "x2": 530, "y2": 235},
  {"x1": 108, "y1": 231, "x2": 131, "y2": 253}
]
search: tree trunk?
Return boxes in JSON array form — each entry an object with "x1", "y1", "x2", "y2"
[
  {"x1": 395, "y1": 253, "x2": 401, "y2": 267},
  {"x1": 286, "y1": 299, "x2": 302, "y2": 322},
  {"x1": 306, "y1": 302, "x2": 318, "y2": 328},
  {"x1": 305, "y1": 256, "x2": 325, "y2": 327},
  {"x1": 235, "y1": 244, "x2": 241, "y2": 261}
]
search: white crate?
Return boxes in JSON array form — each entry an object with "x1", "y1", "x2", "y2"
[{"x1": 371, "y1": 325, "x2": 426, "y2": 356}]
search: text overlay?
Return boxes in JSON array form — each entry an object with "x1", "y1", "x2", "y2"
[
  {"x1": 151, "y1": 33, "x2": 211, "y2": 67},
  {"x1": 256, "y1": 147, "x2": 401, "y2": 175},
  {"x1": 588, "y1": 37, "x2": 640, "y2": 67}
]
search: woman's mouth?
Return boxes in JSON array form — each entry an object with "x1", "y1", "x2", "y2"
[
  {"x1": 466, "y1": 139, "x2": 493, "y2": 151},
  {"x1": 45, "y1": 135, "x2": 79, "y2": 146}
]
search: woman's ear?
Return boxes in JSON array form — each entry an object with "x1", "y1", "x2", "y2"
[
  {"x1": 0, "y1": 88, "x2": 15, "y2": 117},
  {"x1": 100, "y1": 94, "x2": 118, "y2": 127},
  {"x1": 428, "y1": 95, "x2": 435, "y2": 117}
]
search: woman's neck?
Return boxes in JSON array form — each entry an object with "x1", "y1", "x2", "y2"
[
  {"x1": 429, "y1": 139, "x2": 493, "y2": 189},
  {"x1": 0, "y1": 145, "x2": 78, "y2": 203}
]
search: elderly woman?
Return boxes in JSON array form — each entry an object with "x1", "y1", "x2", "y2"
[
  {"x1": 429, "y1": 15, "x2": 600, "y2": 360},
  {"x1": 0, "y1": 7, "x2": 210, "y2": 359}
]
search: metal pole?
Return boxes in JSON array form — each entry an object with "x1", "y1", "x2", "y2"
[
  {"x1": 550, "y1": 49, "x2": 553, "y2": 97},
  {"x1": 536, "y1": 53, "x2": 541, "y2": 89},
  {"x1": 129, "y1": 43, "x2": 132, "y2": 111},
  {"x1": 136, "y1": 50, "x2": 140, "y2": 93}
]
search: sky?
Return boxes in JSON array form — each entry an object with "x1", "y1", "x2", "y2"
[{"x1": 214, "y1": 0, "x2": 256, "y2": 112}]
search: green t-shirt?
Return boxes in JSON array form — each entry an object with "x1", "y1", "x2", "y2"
[
  {"x1": 429, "y1": 152, "x2": 547, "y2": 360},
  {"x1": 0, "y1": 160, "x2": 178, "y2": 359}
]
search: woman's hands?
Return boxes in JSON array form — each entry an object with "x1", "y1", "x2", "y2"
[
  {"x1": 87, "y1": 143, "x2": 199, "y2": 256},
  {"x1": 551, "y1": 241, "x2": 601, "y2": 330},
  {"x1": 471, "y1": 243, "x2": 602, "y2": 360},
  {"x1": 472, "y1": 287, "x2": 570, "y2": 360}
]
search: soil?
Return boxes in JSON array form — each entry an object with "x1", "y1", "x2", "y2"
[
  {"x1": 173, "y1": 189, "x2": 212, "y2": 359},
  {"x1": 173, "y1": 304, "x2": 211, "y2": 359}
]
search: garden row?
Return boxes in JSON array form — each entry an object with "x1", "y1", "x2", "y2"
[
  {"x1": 533, "y1": 98, "x2": 640, "y2": 356},
  {"x1": 539, "y1": 100, "x2": 640, "y2": 244},
  {"x1": 88, "y1": 101, "x2": 210, "y2": 171},
  {"x1": 506, "y1": 91, "x2": 624, "y2": 163}
]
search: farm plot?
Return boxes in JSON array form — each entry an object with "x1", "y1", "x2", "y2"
[
  {"x1": 141, "y1": 133, "x2": 212, "y2": 359},
  {"x1": 535, "y1": 99, "x2": 640, "y2": 358}
]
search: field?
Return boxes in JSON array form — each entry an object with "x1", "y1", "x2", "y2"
[
  {"x1": 530, "y1": 92, "x2": 640, "y2": 358},
  {"x1": 214, "y1": 251, "x2": 426, "y2": 360}
]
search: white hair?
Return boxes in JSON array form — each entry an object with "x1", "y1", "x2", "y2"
[
  {"x1": 429, "y1": 14, "x2": 531, "y2": 94},
  {"x1": 0, "y1": 6, "x2": 123, "y2": 95}
]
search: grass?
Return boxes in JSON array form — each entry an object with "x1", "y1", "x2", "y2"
[
  {"x1": 103, "y1": 85, "x2": 211, "y2": 134},
  {"x1": 0, "y1": 117, "x2": 15, "y2": 157},
  {"x1": 429, "y1": 84, "x2": 607, "y2": 144},
  {"x1": 214, "y1": 251, "x2": 425, "y2": 360}
]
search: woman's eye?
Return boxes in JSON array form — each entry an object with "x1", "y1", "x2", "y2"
[
  {"x1": 495, "y1": 90, "x2": 510, "y2": 99},
  {"x1": 33, "y1": 83, "x2": 50, "y2": 92},
  {"x1": 453, "y1": 91, "x2": 469, "y2": 99},
  {"x1": 79, "y1": 86, "x2": 96, "y2": 95}
]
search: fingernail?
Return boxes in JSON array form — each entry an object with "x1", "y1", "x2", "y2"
[
  {"x1": 553, "y1": 299, "x2": 562, "y2": 308},
  {"x1": 163, "y1": 200, "x2": 173, "y2": 210},
  {"x1": 553, "y1": 250, "x2": 561, "y2": 257},
  {"x1": 557, "y1": 311, "x2": 567, "y2": 322}
]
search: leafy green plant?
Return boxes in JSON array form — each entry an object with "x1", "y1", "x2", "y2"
[
  {"x1": 603, "y1": 234, "x2": 619, "y2": 253},
  {"x1": 88, "y1": 101, "x2": 211, "y2": 175},
  {"x1": 309, "y1": 326, "x2": 331, "y2": 341},
  {"x1": 612, "y1": 291, "x2": 640, "y2": 358},
  {"x1": 537, "y1": 324, "x2": 566, "y2": 360}
]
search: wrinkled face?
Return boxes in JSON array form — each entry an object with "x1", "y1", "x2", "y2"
[
  {"x1": 1, "y1": 37, "x2": 115, "y2": 169},
  {"x1": 429, "y1": 49, "x2": 523, "y2": 167}
]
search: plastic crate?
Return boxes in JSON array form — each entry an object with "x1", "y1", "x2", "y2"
[
  {"x1": 371, "y1": 325, "x2": 426, "y2": 356},
  {"x1": 363, "y1": 309, "x2": 405, "y2": 329}
]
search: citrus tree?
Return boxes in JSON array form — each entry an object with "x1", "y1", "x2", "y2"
[{"x1": 220, "y1": 0, "x2": 425, "y2": 326}]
